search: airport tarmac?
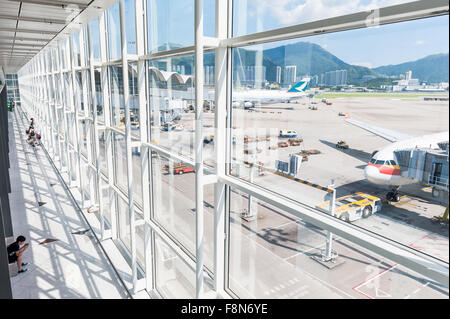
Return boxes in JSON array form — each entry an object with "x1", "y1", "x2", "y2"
[{"x1": 87, "y1": 94, "x2": 448, "y2": 298}]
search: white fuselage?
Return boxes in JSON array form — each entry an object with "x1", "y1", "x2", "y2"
[
  {"x1": 364, "y1": 131, "x2": 448, "y2": 186},
  {"x1": 232, "y1": 89, "x2": 306, "y2": 104}
]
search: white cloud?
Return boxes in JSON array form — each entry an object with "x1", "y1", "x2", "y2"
[
  {"x1": 351, "y1": 62, "x2": 373, "y2": 68},
  {"x1": 248, "y1": 0, "x2": 411, "y2": 26},
  {"x1": 415, "y1": 40, "x2": 425, "y2": 46}
]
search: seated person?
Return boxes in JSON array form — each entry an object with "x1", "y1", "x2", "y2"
[{"x1": 7, "y1": 236, "x2": 29, "y2": 274}]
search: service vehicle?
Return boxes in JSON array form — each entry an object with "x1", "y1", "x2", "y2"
[
  {"x1": 316, "y1": 192, "x2": 382, "y2": 222},
  {"x1": 131, "y1": 121, "x2": 140, "y2": 130},
  {"x1": 288, "y1": 138, "x2": 303, "y2": 146},
  {"x1": 173, "y1": 124, "x2": 184, "y2": 131},
  {"x1": 278, "y1": 141, "x2": 289, "y2": 148},
  {"x1": 161, "y1": 122, "x2": 176, "y2": 131},
  {"x1": 279, "y1": 130, "x2": 298, "y2": 138},
  {"x1": 203, "y1": 135, "x2": 214, "y2": 144},
  {"x1": 173, "y1": 164, "x2": 194, "y2": 175},
  {"x1": 336, "y1": 140, "x2": 349, "y2": 149},
  {"x1": 164, "y1": 164, "x2": 195, "y2": 175}
]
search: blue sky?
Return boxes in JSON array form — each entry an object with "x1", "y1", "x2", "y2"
[
  {"x1": 92, "y1": 0, "x2": 448, "y2": 68},
  {"x1": 273, "y1": 15, "x2": 450, "y2": 68}
]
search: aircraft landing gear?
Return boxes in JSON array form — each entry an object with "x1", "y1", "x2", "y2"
[{"x1": 386, "y1": 187, "x2": 400, "y2": 202}]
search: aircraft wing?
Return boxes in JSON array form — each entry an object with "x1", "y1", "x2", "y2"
[{"x1": 345, "y1": 118, "x2": 413, "y2": 143}]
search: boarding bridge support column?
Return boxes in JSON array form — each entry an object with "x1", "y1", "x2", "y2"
[{"x1": 324, "y1": 181, "x2": 336, "y2": 261}]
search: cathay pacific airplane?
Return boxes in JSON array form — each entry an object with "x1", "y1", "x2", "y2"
[
  {"x1": 232, "y1": 78, "x2": 311, "y2": 109},
  {"x1": 345, "y1": 117, "x2": 448, "y2": 202}
]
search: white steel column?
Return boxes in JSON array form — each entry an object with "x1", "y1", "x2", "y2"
[
  {"x1": 100, "y1": 11, "x2": 117, "y2": 240},
  {"x1": 57, "y1": 42, "x2": 70, "y2": 175},
  {"x1": 135, "y1": 0, "x2": 154, "y2": 292},
  {"x1": 195, "y1": 0, "x2": 205, "y2": 299},
  {"x1": 87, "y1": 21, "x2": 106, "y2": 239},
  {"x1": 50, "y1": 47, "x2": 61, "y2": 162},
  {"x1": 69, "y1": 35, "x2": 84, "y2": 206},
  {"x1": 119, "y1": 0, "x2": 138, "y2": 293},
  {"x1": 213, "y1": 0, "x2": 228, "y2": 296}
]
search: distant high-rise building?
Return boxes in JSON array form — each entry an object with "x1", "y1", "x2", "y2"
[
  {"x1": 276, "y1": 66, "x2": 282, "y2": 84},
  {"x1": 242, "y1": 65, "x2": 266, "y2": 87},
  {"x1": 313, "y1": 75, "x2": 319, "y2": 87},
  {"x1": 284, "y1": 65, "x2": 297, "y2": 85},
  {"x1": 318, "y1": 69, "x2": 347, "y2": 86},
  {"x1": 406, "y1": 70, "x2": 412, "y2": 81}
]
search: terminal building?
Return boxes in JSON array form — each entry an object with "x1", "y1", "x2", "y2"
[{"x1": 0, "y1": 0, "x2": 449, "y2": 300}]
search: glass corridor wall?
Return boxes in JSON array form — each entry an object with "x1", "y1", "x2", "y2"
[
  {"x1": 5, "y1": 74, "x2": 21, "y2": 105},
  {"x1": 17, "y1": 0, "x2": 449, "y2": 299}
]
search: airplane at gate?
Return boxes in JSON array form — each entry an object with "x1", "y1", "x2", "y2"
[
  {"x1": 232, "y1": 78, "x2": 311, "y2": 108},
  {"x1": 345, "y1": 117, "x2": 448, "y2": 202}
]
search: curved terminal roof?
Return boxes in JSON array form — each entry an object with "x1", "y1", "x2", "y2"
[{"x1": 148, "y1": 67, "x2": 193, "y2": 85}]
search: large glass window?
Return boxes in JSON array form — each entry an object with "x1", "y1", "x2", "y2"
[
  {"x1": 98, "y1": 128, "x2": 108, "y2": 176},
  {"x1": 108, "y1": 2, "x2": 122, "y2": 60},
  {"x1": 227, "y1": 187, "x2": 448, "y2": 298},
  {"x1": 74, "y1": 71, "x2": 83, "y2": 113},
  {"x1": 125, "y1": 0, "x2": 137, "y2": 55},
  {"x1": 128, "y1": 63, "x2": 140, "y2": 138},
  {"x1": 232, "y1": 0, "x2": 417, "y2": 37},
  {"x1": 155, "y1": 234, "x2": 196, "y2": 298},
  {"x1": 90, "y1": 19, "x2": 101, "y2": 60},
  {"x1": 146, "y1": 0, "x2": 215, "y2": 54},
  {"x1": 147, "y1": 56, "x2": 194, "y2": 157},
  {"x1": 113, "y1": 132, "x2": 128, "y2": 194},
  {"x1": 230, "y1": 15, "x2": 449, "y2": 261},
  {"x1": 94, "y1": 69, "x2": 104, "y2": 123},
  {"x1": 147, "y1": 53, "x2": 216, "y2": 161},
  {"x1": 72, "y1": 31, "x2": 81, "y2": 67},
  {"x1": 117, "y1": 196, "x2": 131, "y2": 251},
  {"x1": 109, "y1": 65, "x2": 124, "y2": 127},
  {"x1": 151, "y1": 154, "x2": 215, "y2": 270}
]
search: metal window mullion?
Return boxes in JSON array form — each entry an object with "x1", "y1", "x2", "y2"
[
  {"x1": 102, "y1": 9, "x2": 118, "y2": 241},
  {"x1": 50, "y1": 48, "x2": 61, "y2": 161},
  {"x1": 44, "y1": 61, "x2": 56, "y2": 156},
  {"x1": 59, "y1": 42, "x2": 72, "y2": 179},
  {"x1": 69, "y1": 38, "x2": 84, "y2": 197},
  {"x1": 135, "y1": 0, "x2": 153, "y2": 293},
  {"x1": 80, "y1": 29, "x2": 96, "y2": 205},
  {"x1": 195, "y1": 0, "x2": 205, "y2": 299},
  {"x1": 119, "y1": 0, "x2": 138, "y2": 294},
  {"x1": 40, "y1": 55, "x2": 49, "y2": 145},
  {"x1": 212, "y1": 0, "x2": 228, "y2": 297},
  {"x1": 87, "y1": 21, "x2": 106, "y2": 240}
]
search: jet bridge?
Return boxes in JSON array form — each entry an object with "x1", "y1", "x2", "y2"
[{"x1": 394, "y1": 142, "x2": 449, "y2": 203}]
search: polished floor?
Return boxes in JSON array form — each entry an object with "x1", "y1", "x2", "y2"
[{"x1": 7, "y1": 109, "x2": 130, "y2": 299}]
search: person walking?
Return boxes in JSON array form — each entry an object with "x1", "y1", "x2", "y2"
[{"x1": 7, "y1": 236, "x2": 29, "y2": 274}]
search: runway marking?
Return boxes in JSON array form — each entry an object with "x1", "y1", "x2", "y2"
[
  {"x1": 238, "y1": 228, "x2": 355, "y2": 298},
  {"x1": 352, "y1": 264, "x2": 398, "y2": 299},
  {"x1": 404, "y1": 282, "x2": 430, "y2": 299},
  {"x1": 408, "y1": 233, "x2": 449, "y2": 261}
]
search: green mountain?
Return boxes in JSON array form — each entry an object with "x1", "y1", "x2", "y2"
[
  {"x1": 266, "y1": 42, "x2": 380, "y2": 85},
  {"x1": 156, "y1": 41, "x2": 449, "y2": 86},
  {"x1": 373, "y1": 53, "x2": 449, "y2": 83},
  {"x1": 233, "y1": 42, "x2": 449, "y2": 85}
]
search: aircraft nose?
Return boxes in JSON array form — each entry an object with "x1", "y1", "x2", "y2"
[{"x1": 364, "y1": 165, "x2": 379, "y2": 183}]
